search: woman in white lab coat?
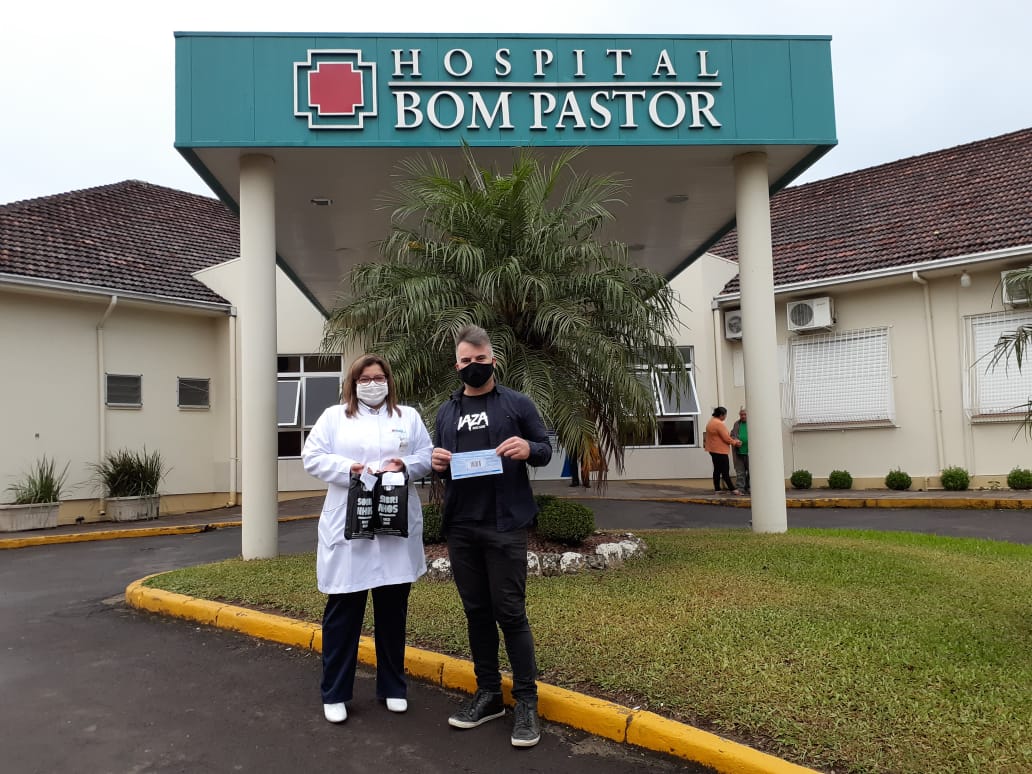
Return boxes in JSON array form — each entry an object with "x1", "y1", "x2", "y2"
[{"x1": 302, "y1": 353, "x2": 432, "y2": 724}]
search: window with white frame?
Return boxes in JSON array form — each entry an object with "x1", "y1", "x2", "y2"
[
  {"x1": 177, "y1": 377, "x2": 210, "y2": 409},
  {"x1": 106, "y1": 373, "x2": 142, "y2": 407},
  {"x1": 966, "y1": 310, "x2": 1032, "y2": 419},
  {"x1": 632, "y1": 346, "x2": 701, "y2": 446},
  {"x1": 787, "y1": 328, "x2": 894, "y2": 427},
  {"x1": 277, "y1": 354, "x2": 343, "y2": 457}
]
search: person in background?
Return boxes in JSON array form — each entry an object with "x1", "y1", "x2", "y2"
[
  {"x1": 430, "y1": 325, "x2": 553, "y2": 748},
  {"x1": 703, "y1": 406, "x2": 742, "y2": 494},
  {"x1": 730, "y1": 407, "x2": 749, "y2": 495},
  {"x1": 562, "y1": 451, "x2": 581, "y2": 487},
  {"x1": 302, "y1": 353, "x2": 433, "y2": 725}
]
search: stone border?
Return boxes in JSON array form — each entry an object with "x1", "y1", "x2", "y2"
[{"x1": 425, "y1": 533, "x2": 646, "y2": 581}]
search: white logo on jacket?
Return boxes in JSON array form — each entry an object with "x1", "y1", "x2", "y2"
[{"x1": 457, "y1": 411, "x2": 489, "y2": 432}]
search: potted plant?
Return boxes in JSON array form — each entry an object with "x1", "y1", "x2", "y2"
[
  {"x1": 1, "y1": 456, "x2": 68, "y2": 532},
  {"x1": 92, "y1": 448, "x2": 166, "y2": 522}
]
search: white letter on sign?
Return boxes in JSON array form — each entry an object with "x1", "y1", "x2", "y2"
[
  {"x1": 444, "y1": 49, "x2": 473, "y2": 77},
  {"x1": 392, "y1": 49, "x2": 422, "y2": 78},
  {"x1": 533, "y1": 49, "x2": 554, "y2": 77},
  {"x1": 468, "y1": 92, "x2": 514, "y2": 129},
  {"x1": 427, "y1": 91, "x2": 464, "y2": 129},
  {"x1": 495, "y1": 48, "x2": 512, "y2": 77},
  {"x1": 394, "y1": 91, "x2": 423, "y2": 128},
  {"x1": 530, "y1": 92, "x2": 557, "y2": 129},
  {"x1": 688, "y1": 91, "x2": 721, "y2": 127}
]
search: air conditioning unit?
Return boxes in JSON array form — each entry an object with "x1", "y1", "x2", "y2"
[
  {"x1": 1001, "y1": 269, "x2": 1031, "y2": 307},
  {"x1": 723, "y1": 309, "x2": 743, "y2": 340},
  {"x1": 786, "y1": 296, "x2": 834, "y2": 332}
]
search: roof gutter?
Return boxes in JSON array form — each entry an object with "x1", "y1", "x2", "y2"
[
  {"x1": 0, "y1": 273, "x2": 233, "y2": 314},
  {"x1": 713, "y1": 243, "x2": 1032, "y2": 306}
]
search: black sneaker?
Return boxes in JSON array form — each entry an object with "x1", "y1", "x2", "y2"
[
  {"x1": 448, "y1": 689, "x2": 505, "y2": 729},
  {"x1": 510, "y1": 700, "x2": 541, "y2": 747}
]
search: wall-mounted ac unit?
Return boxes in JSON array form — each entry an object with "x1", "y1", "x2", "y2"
[
  {"x1": 723, "y1": 309, "x2": 743, "y2": 340},
  {"x1": 787, "y1": 296, "x2": 834, "y2": 332},
  {"x1": 1001, "y1": 269, "x2": 1031, "y2": 307}
]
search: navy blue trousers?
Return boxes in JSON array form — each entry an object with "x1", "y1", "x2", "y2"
[
  {"x1": 321, "y1": 583, "x2": 410, "y2": 704},
  {"x1": 446, "y1": 522, "x2": 538, "y2": 702}
]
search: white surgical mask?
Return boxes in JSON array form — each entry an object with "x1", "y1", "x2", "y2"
[{"x1": 356, "y1": 382, "x2": 389, "y2": 407}]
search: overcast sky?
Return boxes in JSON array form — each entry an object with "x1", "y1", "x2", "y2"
[{"x1": 2, "y1": 0, "x2": 1030, "y2": 203}]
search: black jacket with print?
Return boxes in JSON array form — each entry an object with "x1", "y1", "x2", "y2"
[{"x1": 434, "y1": 384, "x2": 552, "y2": 532}]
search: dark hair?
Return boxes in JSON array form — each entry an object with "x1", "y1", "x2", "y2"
[
  {"x1": 343, "y1": 353, "x2": 401, "y2": 418},
  {"x1": 712, "y1": 406, "x2": 727, "y2": 418},
  {"x1": 455, "y1": 324, "x2": 492, "y2": 353}
]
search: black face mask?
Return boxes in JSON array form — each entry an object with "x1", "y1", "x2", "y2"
[{"x1": 459, "y1": 361, "x2": 494, "y2": 388}]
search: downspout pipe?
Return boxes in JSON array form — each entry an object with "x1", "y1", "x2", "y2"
[
  {"x1": 96, "y1": 295, "x2": 118, "y2": 514},
  {"x1": 711, "y1": 304, "x2": 725, "y2": 405},
  {"x1": 911, "y1": 272, "x2": 945, "y2": 472}
]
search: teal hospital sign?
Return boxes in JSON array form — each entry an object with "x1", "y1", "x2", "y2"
[
  {"x1": 176, "y1": 33, "x2": 835, "y2": 149},
  {"x1": 295, "y1": 45, "x2": 723, "y2": 132}
]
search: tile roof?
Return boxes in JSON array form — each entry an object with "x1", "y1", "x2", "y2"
[
  {"x1": 0, "y1": 180, "x2": 239, "y2": 306},
  {"x1": 711, "y1": 127, "x2": 1032, "y2": 294}
]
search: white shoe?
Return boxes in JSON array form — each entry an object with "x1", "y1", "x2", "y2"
[
  {"x1": 385, "y1": 698, "x2": 408, "y2": 713},
  {"x1": 323, "y1": 703, "x2": 347, "y2": 723}
]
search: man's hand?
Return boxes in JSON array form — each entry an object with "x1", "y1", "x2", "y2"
[
  {"x1": 431, "y1": 447, "x2": 453, "y2": 472},
  {"x1": 496, "y1": 436, "x2": 530, "y2": 460}
]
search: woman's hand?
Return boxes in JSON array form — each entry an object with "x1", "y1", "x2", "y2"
[
  {"x1": 350, "y1": 462, "x2": 366, "y2": 474},
  {"x1": 380, "y1": 458, "x2": 406, "y2": 473}
]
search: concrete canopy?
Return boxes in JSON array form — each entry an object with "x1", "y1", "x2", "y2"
[
  {"x1": 174, "y1": 31, "x2": 836, "y2": 556},
  {"x1": 176, "y1": 33, "x2": 836, "y2": 313}
]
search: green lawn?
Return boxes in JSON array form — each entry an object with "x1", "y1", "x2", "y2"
[{"x1": 147, "y1": 529, "x2": 1032, "y2": 774}]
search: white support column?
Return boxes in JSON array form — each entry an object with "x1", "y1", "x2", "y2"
[
  {"x1": 734, "y1": 152, "x2": 788, "y2": 533},
  {"x1": 239, "y1": 154, "x2": 279, "y2": 559}
]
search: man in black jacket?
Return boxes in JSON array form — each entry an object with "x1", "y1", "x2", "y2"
[{"x1": 431, "y1": 325, "x2": 552, "y2": 748}]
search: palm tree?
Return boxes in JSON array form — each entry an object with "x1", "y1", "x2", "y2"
[
  {"x1": 321, "y1": 146, "x2": 689, "y2": 472},
  {"x1": 989, "y1": 267, "x2": 1032, "y2": 437}
]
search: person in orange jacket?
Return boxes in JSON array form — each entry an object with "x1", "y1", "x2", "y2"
[{"x1": 703, "y1": 406, "x2": 742, "y2": 494}]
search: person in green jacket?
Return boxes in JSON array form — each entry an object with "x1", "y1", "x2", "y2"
[{"x1": 730, "y1": 408, "x2": 750, "y2": 495}]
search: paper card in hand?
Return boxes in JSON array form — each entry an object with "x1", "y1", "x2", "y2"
[
  {"x1": 345, "y1": 475, "x2": 377, "y2": 540},
  {"x1": 373, "y1": 471, "x2": 409, "y2": 537}
]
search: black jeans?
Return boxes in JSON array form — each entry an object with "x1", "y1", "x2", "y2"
[
  {"x1": 710, "y1": 452, "x2": 734, "y2": 491},
  {"x1": 321, "y1": 583, "x2": 410, "y2": 703},
  {"x1": 446, "y1": 522, "x2": 537, "y2": 702}
]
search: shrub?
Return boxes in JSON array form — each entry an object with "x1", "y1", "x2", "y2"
[
  {"x1": 827, "y1": 470, "x2": 853, "y2": 490},
  {"x1": 884, "y1": 469, "x2": 913, "y2": 491},
  {"x1": 535, "y1": 499, "x2": 595, "y2": 545},
  {"x1": 1007, "y1": 467, "x2": 1032, "y2": 490},
  {"x1": 6, "y1": 456, "x2": 68, "y2": 504},
  {"x1": 421, "y1": 502, "x2": 443, "y2": 544},
  {"x1": 91, "y1": 448, "x2": 166, "y2": 498},
  {"x1": 790, "y1": 469, "x2": 812, "y2": 490},
  {"x1": 534, "y1": 493, "x2": 558, "y2": 511},
  {"x1": 939, "y1": 466, "x2": 970, "y2": 491}
]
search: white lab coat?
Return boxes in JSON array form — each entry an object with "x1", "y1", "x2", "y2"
[{"x1": 302, "y1": 402, "x2": 433, "y2": 594}]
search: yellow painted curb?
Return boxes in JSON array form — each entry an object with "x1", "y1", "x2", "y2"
[
  {"x1": 126, "y1": 574, "x2": 819, "y2": 774},
  {"x1": 0, "y1": 514, "x2": 318, "y2": 551},
  {"x1": 626, "y1": 711, "x2": 816, "y2": 774}
]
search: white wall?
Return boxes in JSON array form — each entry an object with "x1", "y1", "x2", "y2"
[
  {"x1": 0, "y1": 287, "x2": 233, "y2": 520},
  {"x1": 617, "y1": 253, "x2": 741, "y2": 481},
  {"x1": 194, "y1": 258, "x2": 329, "y2": 492},
  {"x1": 717, "y1": 258, "x2": 1032, "y2": 486}
]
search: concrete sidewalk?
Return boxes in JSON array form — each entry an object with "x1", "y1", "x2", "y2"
[{"x1": 3, "y1": 480, "x2": 1030, "y2": 549}]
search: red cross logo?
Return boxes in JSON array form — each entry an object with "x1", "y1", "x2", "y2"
[
  {"x1": 295, "y1": 49, "x2": 378, "y2": 129},
  {"x1": 309, "y1": 62, "x2": 364, "y2": 116}
]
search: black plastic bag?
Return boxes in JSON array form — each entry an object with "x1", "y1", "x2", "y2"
[
  {"x1": 344, "y1": 476, "x2": 377, "y2": 540},
  {"x1": 374, "y1": 472, "x2": 409, "y2": 537}
]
